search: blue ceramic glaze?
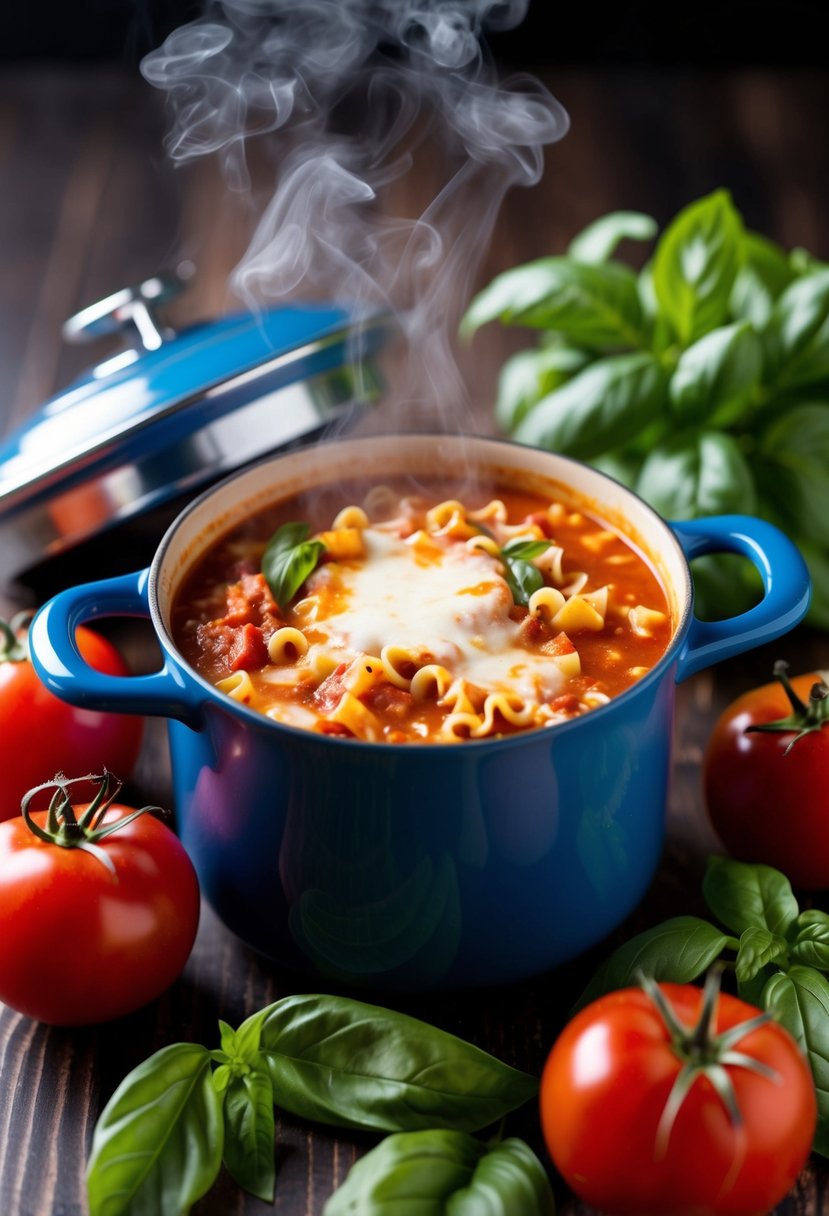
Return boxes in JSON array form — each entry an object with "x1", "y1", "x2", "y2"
[{"x1": 29, "y1": 438, "x2": 811, "y2": 990}]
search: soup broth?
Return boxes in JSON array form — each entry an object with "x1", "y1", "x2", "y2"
[{"x1": 171, "y1": 479, "x2": 672, "y2": 743}]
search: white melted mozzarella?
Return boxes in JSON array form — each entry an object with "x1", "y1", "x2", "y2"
[{"x1": 304, "y1": 528, "x2": 565, "y2": 702}]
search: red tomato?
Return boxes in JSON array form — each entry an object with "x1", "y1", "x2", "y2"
[
  {"x1": 0, "y1": 621, "x2": 143, "y2": 821},
  {"x1": 0, "y1": 790, "x2": 200, "y2": 1025},
  {"x1": 540, "y1": 982, "x2": 815, "y2": 1216},
  {"x1": 703, "y1": 665, "x2": 829, "y2": 888}
]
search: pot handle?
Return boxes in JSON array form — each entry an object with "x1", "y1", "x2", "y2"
[
  {"x1": 671, "y1": 515, "x2": 811, "y2": 683},
  {"x1": 29, "y1": 570, "x2": 204, "y2": 728}
]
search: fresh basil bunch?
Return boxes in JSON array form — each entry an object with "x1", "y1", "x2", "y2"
[
  {"x1": 462, "y1": 190, "x2": 829, "y2": 626},
  {"x1": 575, "y1": 854, "x2": 829, "y2": 1156},
  {"x1": 86, "y1": 992, "x2": 545, "y2": 1216}
]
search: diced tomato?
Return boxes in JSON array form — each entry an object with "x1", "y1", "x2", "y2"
[
  {"x1": 550, "y1": 693, "x2": 581, "y2": 713},
  {"x1": 314, "y1": 662, "x2": 349, "y2": 713},
  {"x1": 544, "y1": 631, "x2": 575, "y2": 656},
  {"x1": 364, "y1": 683, "x2": 415, "y2": 719},
  {"x1": 520, "y1": 615, "x2": 548, "y2": 645},
  {"x1": 219, "y1": 573, "x2": 281, "y2": 631},
  {"x1": 229, "y1": 623, "x2": 268, "y2": 671},
  {"x1": 318, "y1": 721, "x2": 354, "y2": 738}
]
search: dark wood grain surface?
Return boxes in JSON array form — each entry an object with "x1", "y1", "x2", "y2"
[{"x1": 1, "y1": 64, "x2": 829, "y2": 1216}]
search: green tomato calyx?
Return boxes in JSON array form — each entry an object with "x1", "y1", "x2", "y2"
[
  {"x1": 20, "y1": 772, "x2": 166, "y2": 875},
  {"x1": 638, "y1": 968, "x2": 781, "y2": 1160},
  {"x1": 746, "y1": 659, "x2": 829, "y2": 752}
]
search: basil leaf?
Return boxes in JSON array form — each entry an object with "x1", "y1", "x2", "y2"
[
  {"x1": 502, "y1": 538, "x2": 551, "y2": 560},
  {"x1": 258, "y1": 994, "x2": 537, "y2": 1134},
  {"x1": 763, "y1": 966, "x2": 829, "y2": 1157},
  {"x1": 262, "y1": 522, "x2": 325, "y2": 609},
  {"x1": 731, "y1": 231, "x2": 796, "y2": 328},
  {"x1": 735, "y1": 926, "x2": 789, "y2": 985},
  {"x1": 791, "y1": 246, "x2": 829, "y2": 275},
  {"x1": 222, "y1": 1071, "x2": 276, "y2": 1203},
  {"x1": 495, "y1": 345, "x2": 591, "y2": 432},
  {"x1": 574, "y1": 916, "x2": 729, "y2": 1012},
  {"x1": 703, "y1": 856, "x2": 799, "y2": 938},
  {"x1": 461, "y1": 257, "x2": 647, "y2": 349},
  {"x1": 767, "y1": 269, "x2": 829, "y2": 388},
  {"x1": 652, "y1": 188, "x2": 744, "y2": 345},
  {"x1": 499, "y1": 539, "x2": 548, "y2": 607},
  {"x1": 567, "y1": 210, "x2": 658, "y2": 264},
  {"x1": 669, "y1": 321, "x2": 762, "y2": 426},
  {"x1": 636, "y1": 431, "x2": 757, "y2": 520},
  {"x1": 86, "y1": 1044, "x2": 223, "y2": 1216},
  {"x1": 502, "y1": 558, "x2": 544, "y2": 607},
  {"x1": 760, "y1": 404, "x2": 829, "y2": 548},
  {"x1": 514, "y1": 352, "x2": 666, "y2": 460},
  {"x1": 792, "y1": 911, "x2": 829, "y2": 971},
  {"x1": 590, "y1": 450, "x2": 642, "y2": 490},
  {"x1": 737, "y1": 963, "x2": 778, "y2": 1008},
  {"x1": 687, "y1": 553, "x2": 762, "y2": 624},
  {"x1": 323, "y1": 1131, "x2": 555, "y2": 1216},
  {"x1": 798, "y1": 540, "x2": 829, "y2": 630}
]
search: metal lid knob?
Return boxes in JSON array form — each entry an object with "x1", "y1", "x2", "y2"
[{"x1": 62, "y1": 265, "x2": 194, "y2": 352}]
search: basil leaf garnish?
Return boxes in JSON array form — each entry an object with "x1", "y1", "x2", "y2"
[
  {"x1": 702, "y1": 856, "x2": 799, "y2": 939},
  {"x1": 323, "y1": 1131, "x2": 555, "y2": 1216},
  {"x1": 763, "y1": 966, "x2": 829, "y2": 1158},
  {"x1": 498, "y1": 538, "x2": 549, "y2": 608},
  {"x1": 86, "y1": 1043, "x2": 223, "y2": 1216},
  {"x1": 574, "y1": 916, "x2": 730, "y2": 1012},
  {"x1": 262, "y1": 522, "x2": 326, "y2": 609},
  {"x1": 222, "y1": 1071, "x2": 276, "y2": 1202},
  {"x1": 256, "y1": 993, "x2": 538, "y2": 1133}
]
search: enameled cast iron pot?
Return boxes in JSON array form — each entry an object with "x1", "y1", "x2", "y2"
[{"x1": 29, "y1": 435, "x2": 810, "y2": 990}]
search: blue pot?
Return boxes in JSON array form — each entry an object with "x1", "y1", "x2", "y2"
[{"x1": 28, "y1": 435, "x2": 810, "y2": 990}]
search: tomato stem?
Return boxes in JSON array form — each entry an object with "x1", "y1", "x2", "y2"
[
  {"x1": 746, "y1": 660, "x2": 829, "y2": 752},
  {"x1": 638, "y1": 969, "x2": 782, "y2": 1162},
  {"x1": 19, "y1": 772, "x2": 168, "y2": 874}
]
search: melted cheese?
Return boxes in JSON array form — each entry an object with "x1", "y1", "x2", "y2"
[{"x1": 301, "y1": 528, "x2": 565, "y2": 702}]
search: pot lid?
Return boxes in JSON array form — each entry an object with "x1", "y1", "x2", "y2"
[{"x1": 0, "y1": 269, "x2": 391, "y2": 582}]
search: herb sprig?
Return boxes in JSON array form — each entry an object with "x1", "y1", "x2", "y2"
[
  {"x1": 463, "y1": 189, "x2": 829, "y2": 627},
  {"x1": 86, "y1": 993, "x2": 546, "y2": 1216}
]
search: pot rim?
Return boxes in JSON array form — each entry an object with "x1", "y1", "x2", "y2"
[{"x1": 146, "y1": 432, "x2": 693, "y2": 751}]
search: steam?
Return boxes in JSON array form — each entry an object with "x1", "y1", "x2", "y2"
[{"x1": 142, "y1": 1, "x2": 568, "y2": 429}]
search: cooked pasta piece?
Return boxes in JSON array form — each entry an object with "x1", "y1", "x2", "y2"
[
  {"x1": 267, "y1": 627, "x2": 309, "y2": 664},
  {"x1": 552, "y1": 594, "x2": 605, "y2": 634},
  {"x1": 528, "y1": 586, "x2": 566, "y2": 620},
  {"x1": 466, "y1": 534, "x2": 502, "y2": 558},
  {"x1": 328, "y1": 692, "x2": 383, "y2": 741},
  {"x1": 319, "y1": 527, "x2": 365, "y2": 560},
  {"x1": 410, "y1": 664, "x2": 453, "y2": 700},
  {"x1": 628, "y1": 605, "x2": 669, "y2": 638},
  {"x1": 380, "y1": 644, "x2": 421, "y2": 690},
  {"x1": 471, "y1": 692, "x2": 535, "y2": 738},
  {"x1": 216, "y1": 671, "x2": 255, "y2": 702},
  {"x1": 332, "y1": 505, "x2": 369, "y2": 530}
]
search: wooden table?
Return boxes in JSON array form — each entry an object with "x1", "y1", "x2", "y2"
[{"x1": 1, "y1": 63, "x2": 829, "y2": 1215}]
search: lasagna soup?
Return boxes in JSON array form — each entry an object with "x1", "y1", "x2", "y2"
[{"x1": 171, "y1": 482, "x2": 672, "y2": 742}]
